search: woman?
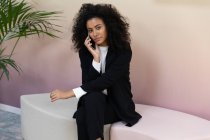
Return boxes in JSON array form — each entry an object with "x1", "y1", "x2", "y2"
[{"x1": 50, "y1": 3, "x2": 141, "y2": 140}]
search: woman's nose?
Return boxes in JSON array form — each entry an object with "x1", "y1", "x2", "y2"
[{"x1": 93, "y1": 30, "x2": 98, "y2": 37}]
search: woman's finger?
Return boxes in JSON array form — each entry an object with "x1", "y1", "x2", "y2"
[
  {"x1": 51, "y1": 96, "x2": 58, "y2": 102},
  {"x1": 84, "y1": 36, "x2": 90, "y2": 45},
  {"x1": 50, "y1": 93, "x2": 54, "y2": 98},
  {"x1": 51, "y1": 94, "x2": 56, "y2": 99},
  {"x1": 51, "y1": 98, "x2": 57, "y2": 102},
  {"x1": 84, "y1": 36, "x2": 92, "y2": 47}
]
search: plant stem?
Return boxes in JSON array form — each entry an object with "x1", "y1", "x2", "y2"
[
  {"x1": 9, "y1": 37, "x2": 20, "y2": 59},
  {"x1": 0, "y1": 37, "x2": 21, "y2": 79}
]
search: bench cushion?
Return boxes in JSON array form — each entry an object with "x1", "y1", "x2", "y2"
[{"x1": 110, "y1": 104, "x2": 210, "y2": 140}]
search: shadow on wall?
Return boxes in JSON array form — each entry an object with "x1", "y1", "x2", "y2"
[
  {"x1": 131, "y1": 43, "x2": 160, "y2": 105},
  {"x1": 156, "y1": 0, "x2": 210, "y2": 5},
  {"x1": 130, "y1": 20, "x2": 162, "y2": 105},
  {"x1": 130, "y1": 24, "x2": 162, "y2": 106}
]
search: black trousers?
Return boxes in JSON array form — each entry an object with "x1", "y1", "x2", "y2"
[{"x1": 73, "y1": 92, "x2": 120, "y2": 140}]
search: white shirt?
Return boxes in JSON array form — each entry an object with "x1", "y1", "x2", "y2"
[{"x1": 73, "y1": 46, "x2": 108, "y2": 99}]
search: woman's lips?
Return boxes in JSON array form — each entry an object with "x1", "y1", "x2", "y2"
[{"x1": 94, "y1": 38, "x2": 101, "y2": 42}]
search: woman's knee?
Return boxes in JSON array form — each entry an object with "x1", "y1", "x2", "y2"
[{"x1": 84, "y1": 92, "x2": 106, "y2": 106}]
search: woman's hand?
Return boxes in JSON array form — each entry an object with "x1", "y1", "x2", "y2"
[
  {"x1": 84, "y1": 36, "x2": 100, "y2": 62},
  {"x1": 50, "y1": 89, "x2": 75, "y2": 102}
]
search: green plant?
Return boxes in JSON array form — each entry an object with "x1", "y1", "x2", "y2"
[
  {"x1": 0, "y1": 48, "x2": 20, "y2": 80},
  {"x1": 0, "y1": 0, "x2": 62, "y2": 80}
]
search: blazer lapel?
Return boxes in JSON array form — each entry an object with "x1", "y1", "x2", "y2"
[{"x1": 105, "y1": 48, "x2": 115, "y2": 71}]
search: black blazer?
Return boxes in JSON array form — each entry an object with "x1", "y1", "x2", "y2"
[{"x1": 78, "y1": 46, "x2": 141, "y2": 126}]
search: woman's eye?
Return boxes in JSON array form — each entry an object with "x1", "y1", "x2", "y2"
[
  {"x1": 96, "y1": 26, "x2": 101, "y2": 30},
  {"x1": 88, "y1": 30, "x2": 92, "y2": 33}
]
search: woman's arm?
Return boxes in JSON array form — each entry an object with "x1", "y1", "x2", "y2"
[
  {"x1": 81, "y1": 49, "x2": 132, "y2": 92},
  {"x1": 79, "y1": 47, "x2": 101, "y2": 84},
  {"x1": 50, "y1": 38, "x2": 101, "y2": 101}
]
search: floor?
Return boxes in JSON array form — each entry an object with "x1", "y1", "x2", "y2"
[{"x1": 0, "y1": 110, "x2": 23, "y2": 140}]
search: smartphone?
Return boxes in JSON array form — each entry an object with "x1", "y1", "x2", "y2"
[{"x1": 88, "y1": 34, "x2": 95, "y2": 50}]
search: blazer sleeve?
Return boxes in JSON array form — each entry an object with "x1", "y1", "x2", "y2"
[
  {"x1": 81, "y1": 49, "x2": 132, "y2": 92},
  {"x1": 79, "y1": 48, "x2": 101, "y2": 84}
]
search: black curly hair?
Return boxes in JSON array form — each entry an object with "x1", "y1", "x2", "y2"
[{"x1": 72, "y1": 3, "x2": 131, "y2": 52}]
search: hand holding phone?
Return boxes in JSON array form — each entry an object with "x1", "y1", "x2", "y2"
[
  {"x1": 85, "y1": 34, "x2": 95, "y2": 50},
  {"x1": 84, "y1": 35, "x2": 100, "y2": 62},
  {"x1": 87, "y1": 34, "x2": 95, "y2": 50}
]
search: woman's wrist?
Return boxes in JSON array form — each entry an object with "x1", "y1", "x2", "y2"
[
  {"x1": 61, "y1": 90, "x2": 75, "y2": 99},
  {"x1": 64, "y1": 90, "x2": 75, "y2": 99},
  {"x1": 93, "y1": 56, "x2": 100, "y2": 63}
]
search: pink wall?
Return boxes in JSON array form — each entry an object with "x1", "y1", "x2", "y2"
[{"x1": 0, "y1": 0, "x2": 210, "y2": 121}]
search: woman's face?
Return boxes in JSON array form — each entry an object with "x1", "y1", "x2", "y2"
[{"x1": 86, "y1": 17, "x2": 108, "y2": 46}]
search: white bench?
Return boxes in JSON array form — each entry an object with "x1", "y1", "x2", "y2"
[
  {"x1": 21, "y1": 93, "x2": 210, "y2": 140},
  {"x1": 21, "y1": 93, "x2": 110, "y2": 140}
]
